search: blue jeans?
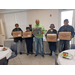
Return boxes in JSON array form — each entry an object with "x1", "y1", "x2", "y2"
[
  {"x1": 59, "y1": 40, "x2": 70, "y2": 53},
  {"x1": 35, "y1": 37, "x2": 44, "y2": 55},
  {"x1": 14, "y1": 40, "x2": 22, "y2": 53}
]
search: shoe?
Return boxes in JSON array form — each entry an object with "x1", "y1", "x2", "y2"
[
  {"x1": 49, "y1": 53, "x2": 52, "y2": 56},
  {"x1": 31, "y1": 52, "x2": 33, "y2": 55},
  {"x1": 35, "y1": 55, "x2": 37, "y2": 57},
  {"x1": 20, "y1": 52, "x2": 22, "y2": 55},
  {"x1": 42, "y1": 55, "x2": 44, "y2": 57},
  {"x1": 27, "y1": 54, "x2": 29, "y2": 56}
]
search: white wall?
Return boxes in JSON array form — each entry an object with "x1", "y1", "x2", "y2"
[
  {"x1": 0, "y1": 9, "x2": 60, "y2": 39},
  {"x1": 4, "y1": 12, "x2": 28, "y2": 38},
  {"x1": 27, "y1": 9, "x2": 60, "y2": 31}
]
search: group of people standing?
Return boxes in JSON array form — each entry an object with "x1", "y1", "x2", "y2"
[{"x1": 11, "y1": 19, "x2": 75, "y2": 57}]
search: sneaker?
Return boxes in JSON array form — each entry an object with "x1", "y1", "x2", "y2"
[
  {"x1": 31, "y1": 52, "x2": 33, "y2": 55},
  {"x1": 20, "y1": 52, "x2": 22, "y2": 55},
  {"x1": 27, "y1": 54, "x2": 29, "y2": 56},
  {"x1": 35, "y1": 55, "x2": 37, "y2": 57},
  {"x1": 49, "y1": 53, "x2": 52, "y2": 56}
]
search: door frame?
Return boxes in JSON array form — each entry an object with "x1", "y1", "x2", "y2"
[{"x1": 0, "y1": 19, "x2": 5, "y2": 45}]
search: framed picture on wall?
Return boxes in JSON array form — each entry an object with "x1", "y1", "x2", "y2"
[{"x1": 33, "y1": 28, "x2": 42, "y2": 35}]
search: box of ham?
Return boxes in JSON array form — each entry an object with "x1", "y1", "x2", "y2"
[
  {"x1": 47, "y1": 34, "x2": 57, "y2": 42},
  {"x1": 13, "y1": 31, "x2": 22, "y2": 38},
  {"x1": 23, "y1": 32, "x2": 32, "y2": 38},
  {"x1": 59, "y1": 32, "x2": 71, "y2": 40}
]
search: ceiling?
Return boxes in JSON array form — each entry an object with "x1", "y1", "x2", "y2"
[
  {"x1": 0, "y1": 9, "x2": 72, "y2": 14},
  {"x1": 0, "y1": 9, "x2": 31, "y2": 14}
]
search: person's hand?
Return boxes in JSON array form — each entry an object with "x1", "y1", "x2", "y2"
[
  {"x1": 21, "y1": 34, "x2": 23, "y2": 36},
  {"x1": 70, "y1": 36, "x2": 72, "y2": 40},
  {"x1": 41, "y1": 31, "x2": 44, "y2": 34},
  {"x1": 32, "y1": 31, "x2": 33, "y2": 34},
  {"x1": 31, "y1": 35, "x2": 32, "y2": 37}
]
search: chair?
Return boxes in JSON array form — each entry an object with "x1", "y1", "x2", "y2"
[
  {"x1": 0, "y1": 57, "x2": 7, "y2": 65},
  {"x1": 71, "y1": 44, "x2": 75, "y2": 49},
  {"x1": 9, "y1": 44, "x2": 17, "y2": 59},
  {"x1": 52, "y1": 51, "x2": 59, "y2": 65}
]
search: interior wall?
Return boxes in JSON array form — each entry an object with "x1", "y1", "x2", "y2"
[
  {"x1": 0, "y1": 9, "x2": 61, "y2": 39},
  {"x1": 27, "y1": 9, "x2": 60, "y2": 31},
  {"x1": 4, "y1": 12, "x2": 28, "y2": 38}
]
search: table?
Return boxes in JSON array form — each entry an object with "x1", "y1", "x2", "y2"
[
  {"x1": 0, "y1": 47, "x2": 12, "y2": 60},
  {"x1": 57, "y1": 49, "x2": 75, "y2": 65}
]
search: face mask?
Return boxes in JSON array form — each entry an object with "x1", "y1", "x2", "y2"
[{"x1": 16, "y1": 27, "x2": 19, "y2": 28}]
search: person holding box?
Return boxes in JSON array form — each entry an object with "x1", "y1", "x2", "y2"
[
  {"x1": 45, "y1": 24, "x2": 57, "y2": 56},
  {"x1": 58, "y1": 19, "x2": 74, "y2": 52},
  {"x1": 11, "y1": 23, "x2": 23, "y2": 54},
  {"x1": 24, "y1": 27, "x2": 34, "y2": 55},
  {"x1": 32, "y1": 19, "x2": 45, "y2": 57}
]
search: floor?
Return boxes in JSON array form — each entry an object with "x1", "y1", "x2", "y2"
[{"x1": 8, "y1": 54, "x2": 57, "y2": 65}]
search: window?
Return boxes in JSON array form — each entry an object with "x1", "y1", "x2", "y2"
[{"x1": 61, "y1": 10, "x2": 73, "y2": 26}]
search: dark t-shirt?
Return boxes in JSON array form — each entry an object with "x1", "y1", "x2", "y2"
[
  {"x1": 12, "y1": 27, "x2": 23, "y2": 42},
  {"x1": 45, "y1": 29, "x2": 57, "y2": 38}
]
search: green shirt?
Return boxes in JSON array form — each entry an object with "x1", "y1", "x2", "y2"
[{"x1": 33, "y1": 24, "x2": 45, "y2": 38}]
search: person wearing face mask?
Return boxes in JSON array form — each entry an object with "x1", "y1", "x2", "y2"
[
  {"x1": 25, "y1": 27, "x2": 34, "y2": 55},
  {"x1": 11, "y1": 23, "x2": 23, "y2": 54},
  {"x1": 45, "y1": 24, "x2": 57, "y2": 56}
]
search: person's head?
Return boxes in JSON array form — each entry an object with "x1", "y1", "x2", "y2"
[
  {"x1": 26, "y1": 27, "x2": 30, "y2": 32},
  {"x1": 50, "y1": 24, "x2": 55, "y2": 30},
  {"x1": 35, "y1": 19, "x2": 39, "y2": 25},
  {"x1": 29, "y1": 24, "x2": 32, "y2": 28},
  {"x1": 64, "y1": 19, "x2": 69, "y2": 26},
  {"x1": 15, "y1": 23, "x2": 19, "y2": 28}
]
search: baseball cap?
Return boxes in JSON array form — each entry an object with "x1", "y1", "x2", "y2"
[{"x1": 64, "y1": 19, "x2": 69, "y2": 22}]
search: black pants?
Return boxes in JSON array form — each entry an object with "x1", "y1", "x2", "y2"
[
  {"x1": 25, "y1": 38, "x2": 33, "y2": 54},
  {"x1": 48, "y1": 42, "x2": 57, "y2": 53}
]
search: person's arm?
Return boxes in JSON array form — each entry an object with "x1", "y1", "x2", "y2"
[
  {"x1": 32, "y1": 34, "x2": 34, "y2": 37},
  {"x1": 41, "y1": 26, "x2": 45, "y2": 34},
  {"x1": 54, "y1": 29, "x2": 57, "y2": 34},
  {"x1": 19, "y1": 28, "x2": 23, "y2": 36},
  {"x1": 45, "y1": 30, "x2": 49, "y2": 38},
  {"x1": 71, "y1": 26, "x2": 74, "y2": 38},
  {"x1": 19, "y1": 28, "x2": 23, "y2": 32},
  {"x1": 58, "y1": 27, "x2": 62, "y2": 35},
  {"x1": 54, "y1": 29, "x2": 58, "y2": 39},
  {"x1": 57, "y1": 27, "x2": 62, "y2": 38},
  {"x1": 11, "y1": 29, "x2": 14, "y2": 36}
]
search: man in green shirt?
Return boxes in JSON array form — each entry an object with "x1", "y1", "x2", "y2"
[{"x1": 33, "y1": 19, "x2": 45, "y2": 57}]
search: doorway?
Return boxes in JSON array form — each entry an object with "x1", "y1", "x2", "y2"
[
  {"x1": 61, "y1": 10, "x2": 73, "y2": 45},
  {"x1": 0, "y1": 19, "x2": 5, "y2": 46},
  {"x1": 61, "y1": 10, "x2": 73, "y2": 26}
]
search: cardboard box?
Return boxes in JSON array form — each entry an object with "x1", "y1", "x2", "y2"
[
  {"x1": 59, "y1": 32, "x2": 71, "y2": 40},
  {"x1": 47, "y1": 34, "x2": 57, "y2": 42},
  {"x1": 13, "y1": 31, "x2": 22, "y2": 38},
  {"x1": 23, "y1": 32, "x2": 32, "y2": 38}
]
